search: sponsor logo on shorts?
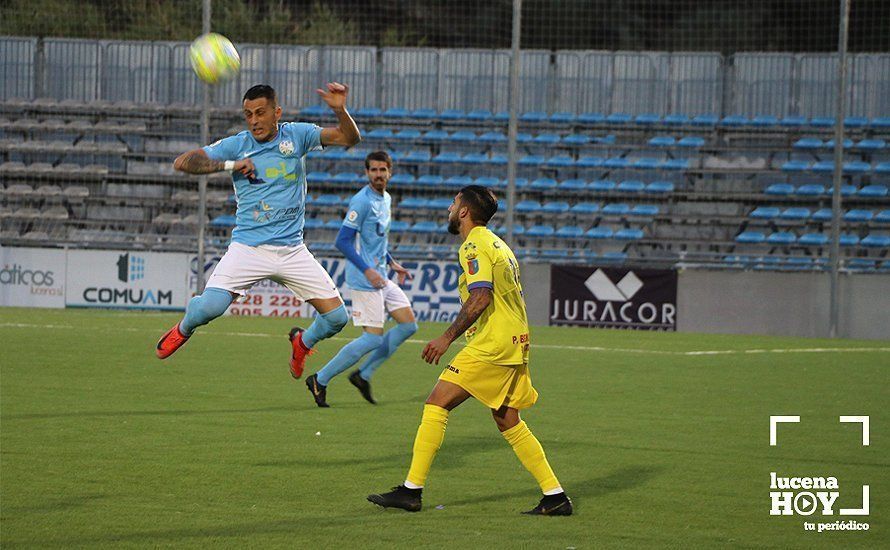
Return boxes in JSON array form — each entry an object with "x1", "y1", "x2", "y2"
[{"x1": 447, "y1": 365, "x2": 460, "y2": 374}]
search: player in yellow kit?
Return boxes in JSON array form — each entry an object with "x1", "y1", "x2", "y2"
[{"x1": 367, "y1": 185, "x2": 572, "y2": 516}]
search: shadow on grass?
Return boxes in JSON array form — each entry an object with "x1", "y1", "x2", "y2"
[{"x1": 2, "y1": 494, "x2": 109, "y2": 515}]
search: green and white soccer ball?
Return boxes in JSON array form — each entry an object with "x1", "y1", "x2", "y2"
[{"x1": 189, "y1": 32, "x2": 241, "y2": 84}]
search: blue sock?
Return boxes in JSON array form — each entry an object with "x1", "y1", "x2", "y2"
[
  {"x1": 179, "y1": 287, "x2": 233, "y2": 336},
  {"x1": 316, "y1": 331, "x2": 384, "y2": 386},
  {"x1": 358, "y1": 321, "x2": 418, "y2": 381},
  {"x1": 302, "y1": 305, "x2": 348, "y2": 349}
]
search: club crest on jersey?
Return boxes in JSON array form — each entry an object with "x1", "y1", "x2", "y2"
[
  {"x1": 279, "y1": 140, "x2": 295, "y2": 156},
  {"x1": 468, "y1": 259, "x2": 479, "y2": 275}
]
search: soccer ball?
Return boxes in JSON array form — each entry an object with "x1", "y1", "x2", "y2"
[{"x1": 189, "y1": 33, "x2": 241, "y2": 84}]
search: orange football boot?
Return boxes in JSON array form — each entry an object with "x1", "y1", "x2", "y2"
[
  {"x1": 156, "y1": 323, "x2": 190, "y2": 359},
  {"x1": 288, "y1": 327, "x2": 315, "y2": 379}
]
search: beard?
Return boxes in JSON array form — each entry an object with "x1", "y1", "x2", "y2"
[{"x1": 447, "y1": 217, "x2": 460, "y2": 235}]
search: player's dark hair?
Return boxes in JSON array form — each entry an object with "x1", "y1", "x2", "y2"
[
  {"x1": 459, "y1": 185, "x2": 498, "y2": 225},
  {"x1": 243, "y1": 84, "x2": 277, "y2": 105},
  {"x1": 365, "y1": 150, "x2": 392, "y2": 170}
]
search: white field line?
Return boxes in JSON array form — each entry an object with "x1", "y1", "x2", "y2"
[{"x1": 2, "y1": 322, "x2": 888, "y2": 356}]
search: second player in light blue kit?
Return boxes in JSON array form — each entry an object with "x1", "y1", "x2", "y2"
[
  {"x1": 156, "y1": 83, "x2": 361, "y2": 381},
  {"x1": 302, "y1": 151, "x2": 418, "y2": 407}
]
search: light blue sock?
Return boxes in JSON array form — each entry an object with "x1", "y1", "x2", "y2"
[
  {"x1": 302, "y1": 305, "x2": 348, "y2": 349},
  {"x1": 358, "y1": 321, "x2": 418, "y2": 381},
  {"x1": 316, "y1": 331, "x2": 384, "y2": 386},
  {"x1": 179, "y1": 287, "x2": 233, "y2": 336}
]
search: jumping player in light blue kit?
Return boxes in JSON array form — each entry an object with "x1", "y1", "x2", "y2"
[
  {"x1": 156, "y1": 83, "x2": 361, "y2": 382},
  {"x1": 302, "y1": 151, "x2": 418, "y2": 407}
]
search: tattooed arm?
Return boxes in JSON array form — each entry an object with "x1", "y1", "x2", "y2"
[
  {"x1": 173, "y1": 149, "x2": 256, "y2": 178},
  {"x1": 422, "y1": 288, "x2": 492, "y2": 365}
]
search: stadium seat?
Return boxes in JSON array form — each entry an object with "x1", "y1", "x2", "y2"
[
  {"x1": 614, "y1": 228, "x2": 644, "y2": 240},
  {"x1": 422, "y1": 130, "x2": 449, "y2": 141},
  {"x1": 876, "y1": 162, "x2": 890, "y2": 175},
  {"x1": 781, "y1": 160, "x2": 810, "y2": 172},
  {"x1": 531, "y1": 178, "x2": 558, "y2": 190},
  {"x1": 445, "y1": 175, "x2": 473, "y2": 188},
  {"x1": 394, "y1": 129, "x2": 422, "y2": 140},
  {"x1": 812, "y1": 208, "x2": 834, "y2": 221},
  {"x1": 474, "y1": 176, "x2": 501, "y2": 188},
  {"x1": 428, "y1": 197, "x2": 453, "y2": 209},
  {"x1": 416, "y1": 175, "x2": 444, "y2": 187},
  {"x1": 365, "y1": 128, "x2": 394, "y2": 140},
  {"x1": 861, "y1": 235, "x2": 890, "y2": 248},
  {"x1": 546, "y1": 155, "x2": 575, "y2": 168},
  {"x1": 479, "y1": 131, "x2": 507, "y2": 143},
  {"x1": 576, "y1": 156, "x2": 606, "y2": 168},
  {"x1": 558, "y1": 179, "x2": 587, "y2": 191},
  {"x1": 602, "y1": 203, "x2": 630, "y2": 216},
  {"x1": 466, "y1": 109, "x2": 492, "y2": 121},
  {"x1": 520, "y1": 111, "x2": 548, "y2": 123},
  {"x1": 489, "y1": 154, "x2": 508, "y2": 165},
  {"x1": 516, "y1": 133, "x2": 534, "y2": 143},
  {"x1": 784, "y1": 257, "x2": 813, "y2": 270},
  {"x1": 210, "y1": 215, "x2": 236, "y2": 228},
  {"x1": 799, "y1": 233, "x2": 829, "y2": 246},
  {"x1": 844, "y1": 209, "x2": 873, "y2": 223},
  {"x1": 645, "y1": 181, "x2": 675, "y2": 194},
  {"x1": 606, "y1": 113, "x2": 632, "y2": 124},
  {"x1": 540, "y1": 249, "x2": 570, "y2": 260},
  {"x1": 847, "y1": 258, "x2": 876, "y2": 271},
  {"x1": 844, "y1": 116, "x2": 869, "y2": 128},
  {"x1": 753, "y1": 256, "x2": 782, "y2": 270},
  {"x1": 780, "y1": 115, "x2": 808, "y2": 127},
  {"x1": 462, "y1": 153, "x2": 489, "y2": 165},
  {"x1": 448, "y1": 130, "x2": 477, "y2": 142},
  {"x1": 854, "y1": 139, "x2": 886, "y2": 151},
  {"x1": 519, "y1": 154, "x2": 545, "y2": 166},
  {"x1": 635, "y1": 113, "x2": 661, "y2": 125},
  {"x1": 721, "y1": 114, "x2": 749, "y2": 126},
  {"x1": 736, "y1": 231, "x2": 766, "y2": 243},
  {"x1": 439, "y1": 109, "x2": 465, "y2": 121},
  {"x1": 302, "y1": 105, "x2": 329, "y2": 117},
  {"x1": 526, "y1": 224, "x2": 555, "y2": 237},
  {"x1": 617, "y1": 180, "x2": 645, "y2": 193},
  {"x1": 859, "y1": 185, "x2": 889, "y2": 198},
  {"x1": 601, "y1": 251, "x2": 628, "y2": 263},
  {"x1": 516, "y1": 200, "x2": 542, "y2": 213},
  {"x1": 751, "y1": 115, "x2": 779, "y2": 127},
  {"x1": 648, "y1": 136, "x2": 675, "y2": 147},
  {"x1": 630, "y1": 205, "x2": 659, "y2": 216},
  {"x1": 549, "y1": 112, "x2": 575, "y2": 123},
  {"x1": 603, "y1": 157, "x2": 630, "y2": 169},
  {"x1": 809, "y1": 117, "x2": 835, "y2": 128},
  {"x1": 812, "y1": 161, "x2": 835, "y2": 173},
  {"x1": 795, "y1": 184, "x2": 826, "y2": 196},
  {"x1": 409, "y1": 221, "x2": 440, "y2": 233},
  {"x1": 570, "y1": 202, "x2": 600, "y2": 214},
  {"x1": 662, "y1": 158, "x2": 690, "y2": 170},
  {"x1": 677, "y1": 136, "x2": 705, "y2": 148},
  {"x1": 314, "y1": 194, "x2": 343, "y2": 206},
  {"x1": 389, "y1": 173, "x2": 416, "y2": 185},
  {"x1": 332, "y1": 172, "x2": 361, "y2": 184},
  {"x1": 765, "y1": 183, "x2": 795, "y2": 196},
  {"x1": 533, "y1": 133, "x2": 561, "y2": 145},
  {"x1": 432, "y1": 152, "x2": 463, "y2": 164},
  {"x1": 562, "y1": 134, "x2": 590, "y2": 145},
  {"x1": 382, "y1": 107, "x2": 410, "y2": 119},
  {"x1": 780, "y1": 207, "x2": 811, "y2": 220},
  {"x1": 390, "y1": 220, "x2": 411, "y2": 233},
  {"x1": 399, "y1": 197, "x2": 428, "y2": 209},
  {"x1": 793, "y1": 137, "x2": 823, "y2": 149},
  {"x1": 875, "y1": 210, "x2": 890, "y2": 224},
  {"x1": 577, "y1": 112, "x2": 605, "y2": 124},
  {"x1": 840, "y1": 233, "x2": 860, "y2": 247},
  {"x1": 824, "y1": 138, "x2": 854, "y2": 149},
  {"x1": 589, "y1": 179, "x2": 616, "y2": 192},
  {"x1": 585, "y1": 226, "x2": 613, "y2": 239},
  {"x1": 691, "y1": 114, "x2": 719, "y2": 126},
  {"x1": 767, "y1": 231, "x2": 797, "y2": 245},
  {"x1": 307, "y1": 171, "x2": 331, "y2": 184},
  {"x1": 555, "y1": 225, "x2": 584, "y2": 239},
  {"x1": 843, "y1": 161, "x2": 871, "y2": 174},
  {"x1": 632, "y1": 158, "x2": 661, "y2": 170},
  {"x1": 410, "y1": 108, "x2": 437, "y2": 119},
  {"x1": 303, "y1": 217, "x2": 325, "y2": 230},
  {"x1": 751, "y1": 207, "x2": 781, "y2": 220},
  {"x1": 542, "y1": 201, "x2": 570, "y2": 214},
  {"x1": 872, "y1": 117, "x2": 890, "y2": 128}
]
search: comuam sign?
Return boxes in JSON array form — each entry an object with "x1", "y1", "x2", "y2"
[
  {"x1": 66, "y1": 250, "x2": 190, "y2": 310},
  {"x1": 549, "y1": 265, "x2": 678, "y2": 330}
]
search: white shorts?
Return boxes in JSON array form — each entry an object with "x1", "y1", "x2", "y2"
[
  {"x1": 349, "y1": 279, "x2": 412, "y2": 328},
  {"x1": 206, "y1": 242, "x2": 341, "y2": 302}
]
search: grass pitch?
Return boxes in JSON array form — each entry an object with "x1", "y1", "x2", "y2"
[{"x1": 1, "y1": 307, "x2": 888, "y2": 549}]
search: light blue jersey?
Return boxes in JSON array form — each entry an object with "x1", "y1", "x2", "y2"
[
  {"x1": 203, "y1": 122, "x2": 322, "y2": 246},
  {"x1": 343, "y1": 185, "x2": 392, "y2": 291}
]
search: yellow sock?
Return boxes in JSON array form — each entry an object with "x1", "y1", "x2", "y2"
[
  {"x1": 405, "y1": 404, "x2": 449, "y2": 487},
  {"x1": 502, "y1": 421, "x2": 561, "y2": 493}
]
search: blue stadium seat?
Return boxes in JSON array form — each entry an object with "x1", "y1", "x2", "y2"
[
  {"x1": 799, "y1": 233, "x2": 829, "y2": 246},
  {"x1": 602, "y1": 203, "x2": 630, "y2": 216},
  {"x1": 750, "y1": 206, "x2": 781, "y2": 219},
  {"x1": 604, "y1": 157, "x2": 630, "y2": 169},
  {"x1": 795, "y1": 184, "x2": 826, "y2": 196},
  {"x1": 432, "y1": 152, "x2": 463, "y2": 164},
  {"x1": 210, "y1": 215, "x2": 236, "y2": 228},
  {"x1": 576, "y1": 156, "x2": 606, "y2": 168},
  {"x1": 422, "y1": 130, "x2": 450, "y2": 141},
  {"x1": 809, "y1": 117, "x2": 835, "y2": 128},
  {"x1": 474, "y1": 176, "x2": 501, "y2": 188},
  {"x1": 570, "y1": 202, "x2": 600, "y2": 214},
  {"x1": 875, "y1": 210, "x2": 890, "y2": 223},
  {"x1": 767, "y1": 232, "x2": 797, "y2": 245},
  {"x1": 366, "y1": 128, "x2": 394, "y2": 140},
  {"x1": 632, "y1": 158, "x2": 662, "y2": 170},
  {"x1": 546, "y1": 155, "x2": 575, "y2": 168},
  {"x1": 780, "y1": 115, "x2": 808, "y2": 127},
  {"x1": 493, "y1": 111, "x2": 510, "y2": 122},
  {"x1": 811, "y1": 208, "x2": 833, "y2": 221},
  {"x1": 854, "y1": 139, "x2": 886, "y2": 151},
  {"x1": 542, "y1": 201, "x2": 570, "y2": 214},
  {"x1": 589, "y1": 179, "x2": 616, "y2": 192},
  {"x1": 876, "y1": 162, "x2": 890, "y2": 175},
  {"x1": 404, "y1": 150, "x2": 431, "y2": 163},
  {"x1": 556, "y1": 225, "x2": 584, "y2": 239},
  {"x1": 466, "y1": 110, "x2": 492, "y2": 122},
  {"x1": 765, "y1": 183, "x2": 795, "y2": 195},
  {"x1": 793, "y1": 137, "x2": 823, "y2": 149},
  {"x1": 606, "y1": 113, "x2": 632, "y2": 124},
  {"x1": 390, "y1": 220, "x2": 411, "y2": 232},
  {"x1": 736, "y1": 231, "x2": 766, "y2": 243},
  {"x1": 614, "y1": 228, "x2": 644, "y2": 240},
  {"x1": 302, "y1": 104, "x2": 330, "y2": 117},
  {"x1": 678, "y1": 136, "x2": 705, "y2": 147},
  {"x1": 428, "y1": 197, "x2": 452, "y2": 209},
  {"x1": 847, "y1": 258, "x2": 876, "y2": 271},
  {"x1": 585, "y1": 226, "x2": 613, "y2": 239},
  {"x1": 617, "y1": 180, "x2": 645, "y2": 193},
  {"x1": 516, "y1": 200, "x2": 542, "y2": 213},
  {"x1": 533, "y1": 133, "x2": 561, "y2": 145},
  {"x1": 782, "y1": 160, "x2": 810, "y2": 172},
  {"x1": 752, "y1": 115, "x2": 779, "y2": 127},
  {"x1": 645, "y1": 181, "x2": 675, "y2": 194},
  {"x1": 562, "y1": 134, "x2": 590, "y2": 145},
  {"x1": 479, "y1": 131, "x2": 507, "y2": 143},
  {"x1": 648, "y1": 136, "x2": 675, "y2": 147},
  {"x1": 399, "y1": 197, "x2": 428, "y2": 209},
  {"x1": 517, "y1": 133, "x2": 534, "y2": 143},
  {"x1": 662, "y1": 158, "x2": 690, "y2": 170},
  {"x1": 307, "y1": 171, "x2": 331, "y2": 184},
  {"x1": 601, "y1": 251, "x2": 628, "y2": 263},
  {"x1": 824, "y1": 138, "x2": 854, "y2": 149},
  {"x1": 630, "y1": 205, "x2": 659, "y2": 216},
  {"x1": 521, "y1": 111, "x2": 548, "y2": 123},
  {"x1": 416, "y1": 175, "x2": 444, "y2": 187},
  {"x1": 860, "y1": 185, "x2": 889, "y2": 198},
  {"x1": 394, "y1": 129, "x2": 422, "y2": 140},
  {"x1": 844, "y1": 116, "x2": 869, "y2": 128},
  {"x1": 448, "y1": 130, "x2": 477, "y2": 142},
  {"x1": 635, "y1": 113, "x2": 661, "y2": 125},
  {"x1": 721, "y1": 114, "x2": 749, "y2": 126},
  {"x1": 844, "y1": 209, "x2": 873, "y2": 223},
  {"x1": 780, "y1": 207, "x2": 811, "y2": 220},
  {"x1": 331, "y1": 172, "x2": 360, "y2": 184},
  {"x1": 439, "y1": 109, "x2": 465, "y2": 121},
  {"x1": 531, "y1": 177, "x2": 558, "y2": 190},
  {"x1": 303, "y1": 217, "x2": 324, "y2": 230},
  {"x1": 526, "y1": 224, "x2": 555, "y2": 237},
  {"x1": 872, "y1": 117, "x2": 890, "y2": 129},
  {"x1": 410, "y1": 108, "x2": 437, "y2": 119},
  {"x1": 840, "y1": 233, "x2": 860, "y2": 247},
  {"x1": 314, "y1": 194, "x2": 343, "y2": 206},
  {"x1": 841, "y1": 185, "x2": 858, "y2": 197},
  {"x1": 322, "y1": 148, "x2": 349, "y2": 161},
  {"x1": 489, "y1": 154, "x2": 508, "y2": 165},
  {"x1": 462, "y1": 153, "x2": 489, "y2": 165},
  {"x1": 519, "y1": 154, "x2": 545, "y2": 166},
  {"x1": 383, "y1": 107, "x2": 410, "y2": 118},
  {"x1": 577, "y1": 112, "x2": 605, "y2": 124},
  {"x1": 513, "y1": 177, "x2": 529, "y2": 188},
  {"x1": 323, "y1": 220, "x2": 343, "y2": 232},
  {"x1": 540, "y1": 249, "x2": 570, "y2": 260},
  {"x1": 815, "y1": 160, "x2": 839, "y2": 172},
  {"x1": 663, "y1": 114, "x2": 690, "y2": 125},
  {"x1": 445, "y1": 175, "x2": 473, "y2": 188},
  {"x1": 784, "y1": 257, "x2": 813, "y2": 270},
  {"x1": 352, "y1": 107, "x2": 381, "y2": 118},
  {"x1": 691, "y1": 114, "x2": 719, "y2": 126},
  {"x1": 409, "y1": 221, "x2": 440, "y2": 234},
  {"x1": 861, "y1": 234, "x2": 890, "y2": 248},
  {"x1": 389, "y1": 173, "x2": 415, "y2": 185},
  {"x1": 558, "y1": 179, "x2": 587, "y2": 191},
  {"x1": 549, "y1": 112, "x2": 575, "y2": 123},
  {"x1": 843, "y1": 161, "x2": 871, "y2": 174},
  {"x1": 753, "y1": 256, "x2": 782, "y2": 271},
  {"x1": 722, "y1": 255, "x2": 749, "y2": 268}
]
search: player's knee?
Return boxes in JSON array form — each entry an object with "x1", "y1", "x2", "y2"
[
  {"x1": 363, "y1": 332, "x2": 384, "y2": 349},
  {"x1": 188, "y1": 288, "x2": 231, "y2": 323},
  {"x1": 325, "y1": 305, "x2": 349, "y2": 332},
  {"x1": 399, "y1": 321, "x2": 419, "y2": 336}
]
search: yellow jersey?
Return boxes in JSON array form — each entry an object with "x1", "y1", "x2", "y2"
[{"x1": 456, "y1": 225, "x2": 530, "y2": 366}]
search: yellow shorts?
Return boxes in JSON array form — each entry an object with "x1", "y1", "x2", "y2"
[{"x1": 439, "y1": 350, "x2": 538, "y2": 410}]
